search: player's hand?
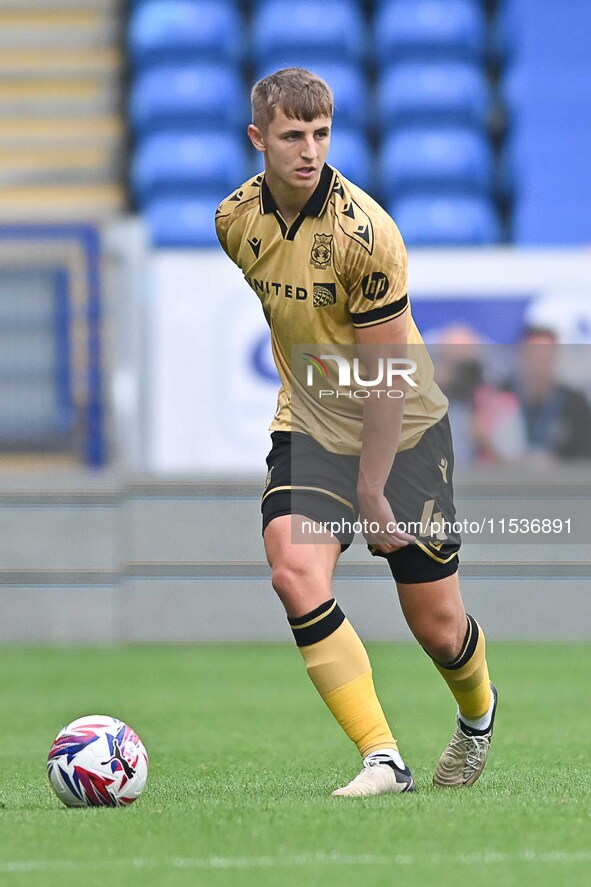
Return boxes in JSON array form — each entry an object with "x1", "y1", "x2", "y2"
[{"x1": 357, "y1": 490, "x2": 416, "y2": 553}]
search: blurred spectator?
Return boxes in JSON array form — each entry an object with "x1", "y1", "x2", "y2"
[
  {"x1": 433, "y1": 325, "x2": 526, "y2": 467},
  {"x1": 507, "y1": 326, "x2": 591, "y2": 462},
  {"x1": 471, "y1": 383, "x2": 526, "y2": 465},
  {"x1": 433, "y1": 324, "x2": 483, "y2": 466}
]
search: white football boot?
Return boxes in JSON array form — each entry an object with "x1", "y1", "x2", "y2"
[
  {"x1": 433, "y1": 683, "x2": 498, "y2": 788},
  {"x1": 332, "y1": 752, "x2": 415, "y2": 797}
]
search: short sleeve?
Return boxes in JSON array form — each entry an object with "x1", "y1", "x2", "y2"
[
  {"x1": 341, "y1": 208, "x2": 409, "y2": 329},
  {"x1": 214, "y1": 200, "x2": 234, "y2": 259},
  {"x1": 215, "y1": 177, "x2": 262, "y2": 266}
]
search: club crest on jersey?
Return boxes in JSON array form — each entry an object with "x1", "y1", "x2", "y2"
[
  {"x1": 313, "y1": 282, "x2": 337, "y2": 308},
  {"x1": 310, "y1": 233, "x2": 333, "y2": 269}
]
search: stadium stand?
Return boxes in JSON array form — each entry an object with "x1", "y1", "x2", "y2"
[
  {"x1": 376, "y1": 61, "x2": 492, "y2": 127},
  {"x1": 128, "y1": 0, "x2": 242, "y2": 65},
  {"x1": 255, "y1": 60, "x2": 368, "y2": 127},
  {"x1": 144, "y1": 194, "x2": 221, "y2": 248},
  {"x1": 128, "y1": 1, "x2": 250, "y2": 244},
  {"x1": 327, "y1": 128, "x2": 372, "y2": 192},
  {"x1": 132, "y1": 131, "x2": 247, "y2": 200},
  {"x1": 130, "y1": 63, "x2": 245, "y2": 131},
  {"x1": 391, "y1": 194, "x2": 501, "y2": 245},
  {"x1": 0, "y1": 1, "x2": 122, "y2": 463},
  {"x1": 500, "y1": 0, "x2": 591, "y2": 243},
  {"x1": 380, "y1": 126, "x2": 494, "y2": 197},
  {"x1": 0, "y1": 0, "x2": 124, "y2": 221},
  {"x1": 251, "y1": 1, "x2": 366, "y2": 61},
  {"x1": 374, "y1": 0, "x2": 488, "y2": 61},
  {"x1": 492, "y1": 0, "x2": 516, "y2": 63},
  {"x1": 126, "y1": 1, "x2": 503, "y2": 246}
]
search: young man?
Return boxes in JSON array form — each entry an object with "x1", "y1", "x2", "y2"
[{"x1": 215, "y1": 68, "x2": 497, "y2": 796}]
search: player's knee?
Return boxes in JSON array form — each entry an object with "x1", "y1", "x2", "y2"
[
  {"x1": 414, "y1": 614, "x2": 466, "y2": 663},
  {"x1": 271, "y1": 558, "x2": 325, "y2": 612},
  {"x1": 271, "y1": 559, "x2": 308, "y2": 599}
]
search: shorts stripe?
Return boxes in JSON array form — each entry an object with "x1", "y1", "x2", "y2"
[
  {"x1": 415, "y1": 540, "x2": 460, "y2": 565},
  {"x1": 262, "y1": 484, "x2": 356, "y2": 514}
]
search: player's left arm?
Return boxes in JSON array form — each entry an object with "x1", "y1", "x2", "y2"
[
  {"x1": 340, "y1": 208, "x2": 415, "y2": 550},
  {"x1": 355, "y1": 314, "x2": 416, "y2": 551}
]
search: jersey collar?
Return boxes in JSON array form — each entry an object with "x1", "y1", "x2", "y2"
[{"x1": 259, "y1": 163, "x2": 336, "y2": 218}]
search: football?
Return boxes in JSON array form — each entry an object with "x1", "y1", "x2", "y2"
[{"x1": 47, "y1": 715, "x2": 149, "y2": 808}]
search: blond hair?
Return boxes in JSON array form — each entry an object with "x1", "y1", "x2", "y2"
[{"x1": 251, "y1": 67, "x2": 334, "y2": 131}]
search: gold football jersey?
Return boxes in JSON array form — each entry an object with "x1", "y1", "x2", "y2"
[{"x1": 216, "y1": 164, "x2": 447, "y2": 454}]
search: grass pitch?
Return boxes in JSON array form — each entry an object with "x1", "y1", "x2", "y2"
[{"x1": 1, "y1": 642, "x2": 590, "y2": 886}]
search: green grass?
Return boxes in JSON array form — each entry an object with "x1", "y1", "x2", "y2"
[{"x1": 1, "y1": 643, "x2": 590, "y2": 886}]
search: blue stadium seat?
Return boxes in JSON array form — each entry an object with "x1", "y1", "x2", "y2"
[
  {"x1": 255, "y1": 60, "x2": 369, "y2": 126},
  {"x1": 252, "y1": 1, "x2": 365, "y2": 61},
  {"x1": 377, "y1": 61, "x2": 491, "y2": 126},
  {"x1": 495, "y1": 0, "x2": 591, "y2": 67},
  {"x1": 507, "y1": 124, "x2": 591, "y2": 244},
  {"x1": 498, "y1": 1, "x2": 591, "y2": 244},
  {"x1": 145, "y1": 195, "x2": 221, "y2": 247},
  {"x1": 501, "y1": 61, "x2": 591, "y2": 128},
  {"x1": 328, "y1": 129, "x2": 372, "y2": 191},
  {"x1": 390, "y1": 194, "x2": 501, "y2": 245},
  {"x1": 501, "y1": 61, "x2": 591, "y2": 201},
  {"x1": 128, "y1": 0, "x2": 242, "y2": 66},
  {"x1": 132, "y1": 132, "x2": 247, "y2": 201},
  {"x1": 374, "y1": 0, "x2": 487, "y2": 60},
  {"x1": 130, "y1": 64, "x2": 244, "y2": 132},
  {"x1": 380, "y1": 126, "x2": 494, "y2": 196},
  {"x1": 492, "y1": 0, "x2": 521, "y2": 63}
]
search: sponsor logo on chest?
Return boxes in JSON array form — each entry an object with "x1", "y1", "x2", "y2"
[{"x1": 245, "y1": 277, "x2": 337, "y2": 307}]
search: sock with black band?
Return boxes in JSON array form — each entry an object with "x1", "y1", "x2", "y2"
[
  {"x1": 288, "y1": 599, "x2": 399, "y2": 759},
  {"x1": 431, "y1": 614, "x2": 493, "y2": 728}
]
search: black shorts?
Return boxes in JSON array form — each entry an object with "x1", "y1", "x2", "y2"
[{"x1": 261, "y1": 415, "x2": 460, "y2": 584}]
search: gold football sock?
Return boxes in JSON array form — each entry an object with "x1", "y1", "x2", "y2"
[
  {"x1": 288, "y1": 599, "x2": 397, "y2": 758},
  {"x1": 432, "y1": 614, "x2": 492, "y2": 721}
]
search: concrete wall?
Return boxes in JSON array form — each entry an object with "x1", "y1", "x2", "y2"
[{"x1": 1, "y1": 467, "x2": 590, "y2": 643}]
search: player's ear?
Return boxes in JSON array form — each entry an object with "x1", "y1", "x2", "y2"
[{"x1": 248, "y1": 124, "x2": 266, "y2": 153}]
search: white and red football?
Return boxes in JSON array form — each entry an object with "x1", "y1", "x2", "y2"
[{"x1": 47, "y1": 715, "x2": 149, "y2": 808}]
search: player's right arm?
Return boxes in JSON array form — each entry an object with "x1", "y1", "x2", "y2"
[
  {"x1": 215, "y1": 178, "x2": 262, "y2": 265},
  {"x1": 215, "y1": 197, "x2": 240, "y2": 264}
]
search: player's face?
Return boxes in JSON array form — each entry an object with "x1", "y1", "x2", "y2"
[{"x1": 250, "y1": 107, "x2": 332, "y2": 195}]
